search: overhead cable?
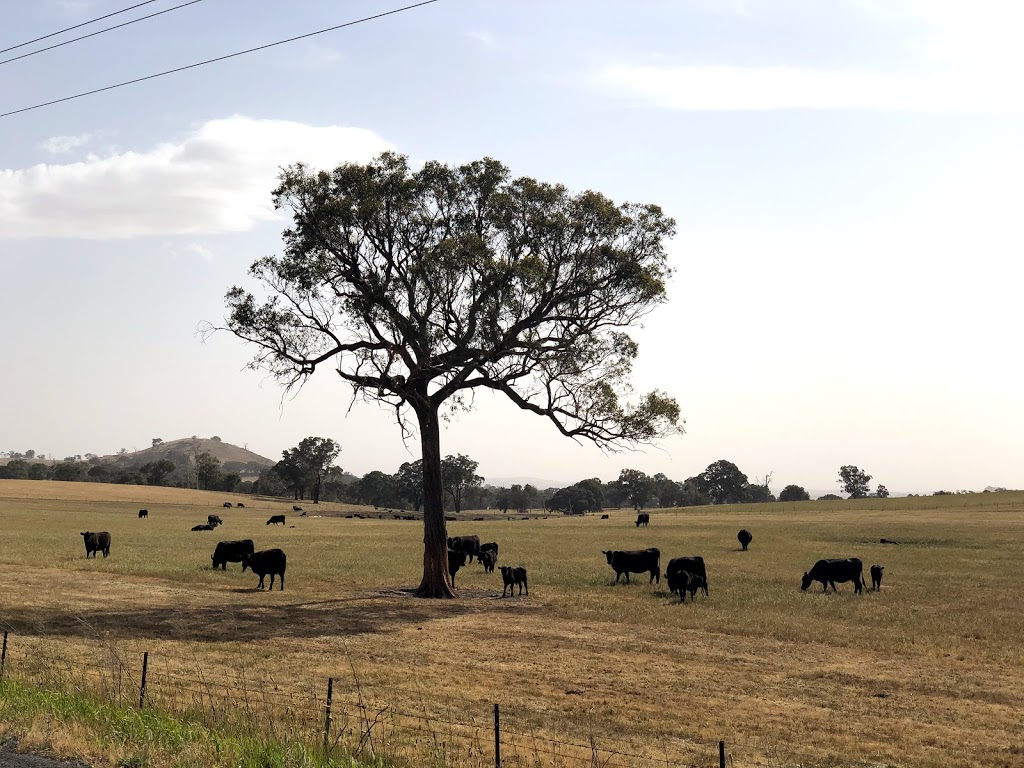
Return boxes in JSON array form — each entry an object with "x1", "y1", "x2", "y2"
[{"x1": 1, "y1": 0, "x2": 164, "y2": 55}]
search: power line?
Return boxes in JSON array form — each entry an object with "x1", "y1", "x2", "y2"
[
  {"x1": 0, "y1": 0, "x2": 165, "y2": 56},
  {"x1": 1, "y1": 0, "x2": 440, "y2": 119},
  {"x1": 1, "y1": 0, "x2": 208, "y2": 67}
]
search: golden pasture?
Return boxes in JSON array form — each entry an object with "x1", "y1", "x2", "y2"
[{"x1": 1, "y1": 480, "x2": 1023, "y2": 767}]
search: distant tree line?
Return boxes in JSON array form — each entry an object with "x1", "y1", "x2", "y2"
[{"x1": 8, "y1": 444, "x2": 995, "y2": 507}]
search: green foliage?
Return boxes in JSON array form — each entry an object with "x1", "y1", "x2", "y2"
[
  {"x1": 691, "y1": 459, "x2": 751, "y2": 505},
  {"x1": 440, "y1": 454, "x2": 483, "y2": 514},
  {"x1": 779, "y1": 484, "x2": 810, "y2": 502},
  {"x1": 617, "y1": 468, "x2": 655, "y2": 509},
  {"x1": 548, "y1": 479, "x2": 604, "y2": 514},
  {"x1": 274, "y1": 437, "x2": 342, "y2": 502},
  {"x1": 838, "y1": 465, "x2": 873, "y2": 499},
  {"x1": 876, "y1": 484, "x2": 890, "y2": 498},
  {"x1": 394, "y1": 460, "x2": 424, "y2": 511}
]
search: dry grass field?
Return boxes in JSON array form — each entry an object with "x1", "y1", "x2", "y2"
[{"x1": 1, "y1": 479, "x2": 1023, "y2": 767}]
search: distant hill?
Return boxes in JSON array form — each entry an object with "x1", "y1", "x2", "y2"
[{"x1": 103, "y1": 437, "x2": 275, "y2": 468}]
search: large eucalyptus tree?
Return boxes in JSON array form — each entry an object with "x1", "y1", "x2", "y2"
[{"x1": 217, "y1": 152, "x2": 681, "y2": 597}]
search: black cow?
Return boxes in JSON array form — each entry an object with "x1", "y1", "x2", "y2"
[
  {"x1": 669, "y1": 571, "x2": 708, "y2": 603},
  {"x1": 870, "y1": 564, "x2": 884, "y2": 592},
  {"x1": 292, "y1": 505, "x2": 303, "y2": 512},
  {"x1": 480, "y1": 542, "x2": 499, "y2": 557},
  {"x1": 448, "y1": 549, "x2": 467, "y2": 587},
  {"x1": 212, "y1": 539, "x2": 255, "y2": 570},
  {"x1": 801, "y1": 558, "x2": 865, "y2": 594},
  {"x1": 447, "y1": 535, "x2": 481, "y2": 562},
  {"x1": 601, "y1": 514, "x2": 609, "y2": 520},
  {"x1": 241, "y1": 548, "x2": 287, "y2": 590},
  {"x1": 192, "y1": 524, "x2": 215, "y2": 531},
  {"x1": 208, "y1": 514, "x2": 223, "y2": 527},
  {"x1": 138, "y1": 509, "x2": 148, "y2": 519},
  {"x1": 602, "y1": 548, "x2": 660, "y2": 584},
  {"x1": 266, "y1": 515, "x2": 286, "y2": 526},
  {"x1": 237, "y1": 502, "x2": 245, "y2": 509},
  {"x1": 479, "y1": 549, "x2": 497, "y2": 573},
  {"x1": 223, "y1": 502, "x2": 232, "y2": 508},
  {"x1": 81, "y1": 531, "x2": 111, "y2": 558},
  {"x1": 737, "y1": 529, "x2": 752, "y2": 551},
  {"x1": 880, "y1": 538, "x2": 899, "y2": 545},
  {"x1": 499, "y1": 565, "x2": 528, "y2": 597},
  {"x1": 666, "y1": 556, "x2": 709, "y2": 597},
  {"x1": 635, "y1": 512, "x2": 650, "y2": 527}
]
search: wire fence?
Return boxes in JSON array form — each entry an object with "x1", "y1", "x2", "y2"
[{"x1": 0, "y1": 630, "x2": 845, "y2": 768}]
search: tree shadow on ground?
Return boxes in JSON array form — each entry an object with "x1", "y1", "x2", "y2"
[{"x1": 0, "y1": 589, "x2": 501, "y2": 644}]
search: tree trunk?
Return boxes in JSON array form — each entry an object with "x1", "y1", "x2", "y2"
[{"x1": 414, "y1": 403, "x2": 456, "y2": 598}]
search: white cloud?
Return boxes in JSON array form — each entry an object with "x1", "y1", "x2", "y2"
[
  {"x1": 0, "y1": 116, "x2": 392, "y2": 240},
  {"x1": 40, "y1": 133, "x2": 93, "y2": 155},
  {"x1": 594, "y1": 64, "x2": 1020, "y2": 112}
]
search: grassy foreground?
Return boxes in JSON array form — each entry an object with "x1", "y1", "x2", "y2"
[{"x1": 1, "y1": 480, "x2": 1023, "y2": 767}]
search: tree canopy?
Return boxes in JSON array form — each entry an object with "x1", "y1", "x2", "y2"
[
  {"x1": 217, "y1": 152, "x2": 681, "y2": 597},
  {"x1": 838, "y1": 465, "x2": 873, "y2": 499}
]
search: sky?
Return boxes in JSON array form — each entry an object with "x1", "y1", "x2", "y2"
[{"x1": 1, "y1": 0, "x2": 1022, "y2": 495}]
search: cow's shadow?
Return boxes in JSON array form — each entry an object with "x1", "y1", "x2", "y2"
[{"x1": 0, "y1": 590, "x2": 487, "y2": 644}]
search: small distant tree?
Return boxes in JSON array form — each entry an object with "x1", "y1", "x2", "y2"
[
  {"x1": 52, "y1": 462, "x2": 86, "y2": 482},
  {"x1": 142, "y1": 459, "x2": 176, "y2": 486},
  {"x1": 394, "y1": 460, "x2": 425, "y2": 511},
  {"x1": 838, "y1": 465, "x2": 873, "y2": 499},
  {"x1": 779, "y1": 484, "x2": 810, "y2": 502},
  {"x1": 28, "y1": 463, "x2": 49, "y2": 480},
  {"x1": 876, "y1": 484, "x2": 890, "y2": 498},
  {"x1": 195, "y1": 452, "x2": 223, "y2": 491},
  {"x1": 676, "y1": 479, "x2": 711, "y2": 507},
  {"x1": 494, "y1": 487, "x2": 512, "y2": 514},
  {"x1": 618, "y1": 469, "x2": 654, "y2": 509},
  {"x1": 692, "y1": 460, "x2": 749, "y2": 505},
  {"x1": 2, "y1": 459, "x2": 30, "y2": 479},
  {"x1": 274, "y1": 437, "x2": 341, "y2": 502},
  {"x1": 817, "y1": 493, "x2": 843, "y2": 501},
  {"x1": 441, "y1": 454, "x2": 483, "y2": 514},
  {"x1": 25, "y1": 449, "x2": 35, "y2": 459}
]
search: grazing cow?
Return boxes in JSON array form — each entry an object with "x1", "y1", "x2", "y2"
[
  {"x1": 670, "y1": 571, "x2": 708, "y2": 603},
  {"x1": 211, "y1": 539, "x2": 255, "y2": 570},
  {"x1": 602, "y1": 548, "x2": 661, "y2": 584},
  {"x1": 447, "y1": 535, "x2": 481, "y2": 563},
  {"x1": 737, "y1": 529, "x2": 752, "y2": 551},
  {"x1": 208, "y1": 514, "x2": 223, "y2": 527},
  {"x1": 870, "y1": 564, "x2": 884, "y2": 592},
  {"x1": 237, "y1": 502, "x2": 245, "y2": 509},
  {"x1": 801, "y1": 558, "x2": 866, "y2": 594},
  {"x1": 479, "y1": 549, "x2": 497, "y2": 573},
  {"x1": 266, "y1": 515, "x2": 286, "y2": 526},
  {"x1": 666, "y1": 556, "x2": 709, "y2": 597},
  {"x1": 880, "y1": 538, "x2": 899, "y2": 545},
  {"x1": 635, "y1": 512, "x2": 650, "y2": 527},
  {"x1": 499, "y1": 565, "x2": 528, "y2": 597},
  {"x1": 223, "y1": 502, "x2": 232, "y2": 509},
  {"x1": 241, "y1": 548, "x2": 287, "y2": 590},
  {"x1": 192, "y1": 524, "x2": 215, "y2": 531},
  {"x1": 480, "y1": 542, "x2": 499, "y2": 557},
  {"x1": 300, "y1": 510, "x2": 308, "y2": 517},
  {"x1": 448, "y1": 548, "x2": 467, "y2": 587},
  {"x1": 138, "y1": 509, "x2": 148, "y2": 519},
  {"x1": 600, "y1": 514, "x2": 609, "y2": 519},
  {"x1": 81, "y1": 531, "x2": 111, "y2": 558},
  {"x1": 293, "y1": 506, "x2": 303, "y2": 512}
]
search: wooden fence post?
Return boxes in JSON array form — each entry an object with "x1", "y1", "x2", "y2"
[
  {"x1": 1, "y1": 632, "x2": 7, "y2": 679},
  {"x1": 494, "y1": 703, "x2": 501, "y2": 768},
  {"x1": 138, "y1": 652, "x2": 148, "y2": 708},
  {"x1": 323, "y1": 677, "x2": 334, "y2": 751},
  {"x1": 719, "y1": 740, "x2": 726, "y2": 768}
]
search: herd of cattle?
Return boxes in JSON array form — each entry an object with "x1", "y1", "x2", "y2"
[{"x1": 80, "y1": 509, "x2": 888, "y2": 600}]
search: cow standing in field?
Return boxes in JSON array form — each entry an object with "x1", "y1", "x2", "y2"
[
  {"x1": 669, "y1": 570, "x2": 708, "y2": 603},
  {"x1": 666, "y1": 556, "x2": 709, "y2": 597},
  {"x1": 266, "y1": 515, "x2": 286, "y2": 526},
  {"x1": 212, "y1": 539, "x2": 255, "y2": 571},
  {"x1": 480, "y1": 542, "x2": 498, "y2": 558},
  {"x1": 801, "y1": 558, "x2": 866, "y2": 594},
  {"x1": 208, "y1": 514, "x2": 223, "y2": 527},
  {"x1": 635, "y1": 512, "x2": 650, "y2": 527},
  {"x1": 223, "y1": 502, "x2": 232, "y2": 508},
  {"x1": 447, "y1": 535, "x2": 481, "y2": 563},
  {"x1": 241, "y1": 549, "x2": 287, "y2": 590},
  {"x1": 237, "y1": 502, "x2": 245, "y2": 509},
  {"x1": 602, "y1": 548, "x2": 661, "y2": 584},
  {"x1": 499, "y1": 565, "x2": 528, "y2": 597},
  {"x1": 479, "y1": 550, "x2": 497, "y2": 573},
  {"x1": 737, "y1": 529, "x2": 752, "y2": 551},
  {"x1": 81, "y1": 531, "x2": 111, "y2": 558},
  {"x1": 448, "y1": 549, "x2": 467, "y2": 587},
  {"x1": 870, "y1": 564, "x2": 884, "y2": 592},
  {"x1": 138, "y1": 509, "x2": 148, "y2": 519}
]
